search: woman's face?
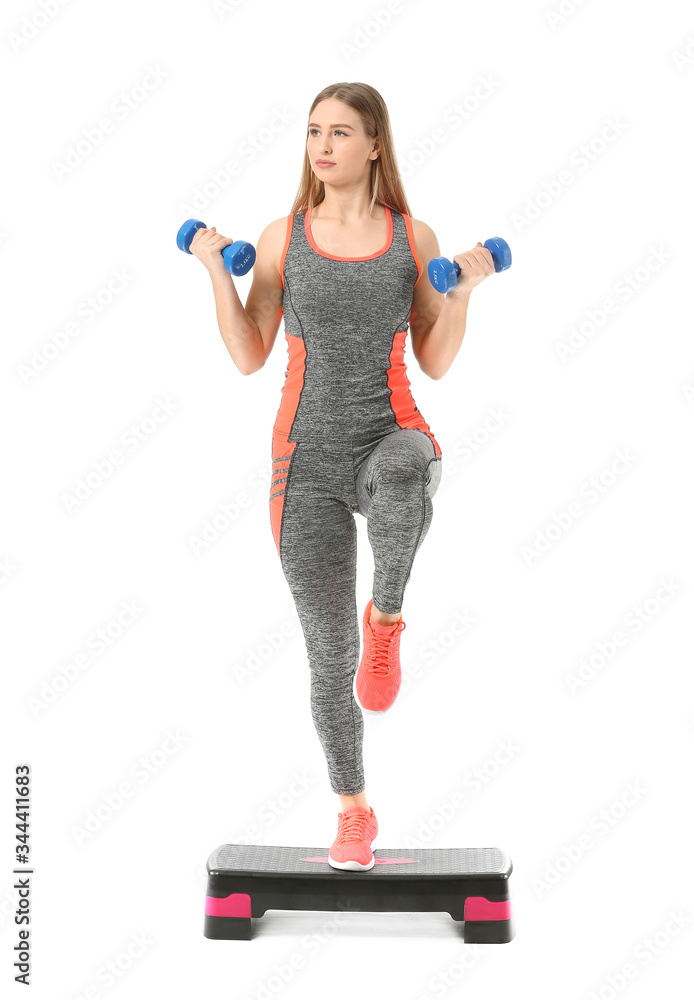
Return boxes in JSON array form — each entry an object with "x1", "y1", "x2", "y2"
[{"x1": 307, "y1": 99, "x2": 378, "y2": 181}]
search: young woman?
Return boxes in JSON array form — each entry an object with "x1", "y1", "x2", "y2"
[{"x1": 190, "y1": 82, "x2": 495, "y2": 872}]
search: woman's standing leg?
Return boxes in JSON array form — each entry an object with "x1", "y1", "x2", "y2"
[{"x1": 270, "y1": 435, "x2": 366, "y2": 796}]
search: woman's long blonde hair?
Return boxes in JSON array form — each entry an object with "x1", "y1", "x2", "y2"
[{"x1": 289, "y1": 82, "x2": 412, "y2": 217}]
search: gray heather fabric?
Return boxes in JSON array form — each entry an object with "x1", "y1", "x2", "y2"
[
  {"x1": 276, "y1": 207, "x2": 433, "y2": 443},
  {"x1": 269, "y1": 206, "x2": 443, "y2": 795}
]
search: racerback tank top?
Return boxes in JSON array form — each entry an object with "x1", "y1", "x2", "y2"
[{"x1": 273, "y1": 204, "x2": 441, "y2": 457}]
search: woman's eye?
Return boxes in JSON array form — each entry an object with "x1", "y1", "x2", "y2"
[{"x1": 309, "y1": 129, "x2": 346, "y2": 137}]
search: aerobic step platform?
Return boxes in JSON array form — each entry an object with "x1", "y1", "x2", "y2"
[{"x1": 204, "y1": 844, "x2": 515, "y2": 942}]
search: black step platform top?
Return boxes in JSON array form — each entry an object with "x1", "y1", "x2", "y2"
[{"x1": 207, "y1": 844, "x2": 512, "y2": 878}]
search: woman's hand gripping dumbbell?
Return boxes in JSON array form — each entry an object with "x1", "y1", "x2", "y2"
[
  {"x1": 428, "y1": 237, "x2": 512, "y2": 294},
  {"x1": 176, "y1": 218, "x2": 256, "y2": 277}
]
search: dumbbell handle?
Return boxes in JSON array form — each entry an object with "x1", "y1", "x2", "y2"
[
  {"x1": 428, "y1": 237, "x2": 511, "y2": 293},
  {"x1": 176, "y1": 218, "x2": 256, "y2": 277}
]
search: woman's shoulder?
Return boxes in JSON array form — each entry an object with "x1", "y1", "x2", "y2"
[
  {"x1": 258, "y1": 215, "x2": 295, "y2": 243},
  {"x1": 404, "y1": 216, "x2": 439, "y2": 265},
  {"x1": 257, "y1": 215, "x2": 296, "y2": 260},
  {"x1": 250, "y1": 216, "x2": 296, "y2": 289},
  {"x1": 408, "y1": 216, "x2": 437, "y2": 240}
]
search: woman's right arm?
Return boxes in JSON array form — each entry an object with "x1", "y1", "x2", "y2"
[{"x1": 191, "y1": 219, "x2": 285, "y2": 376}]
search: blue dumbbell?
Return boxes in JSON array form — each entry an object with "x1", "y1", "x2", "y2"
[
  {"x1": 176, "y1": 218, "x2": 256, "y2": 277},
  {"x1": 428, "y1": 237, "x2": 512, "y2": 293}
]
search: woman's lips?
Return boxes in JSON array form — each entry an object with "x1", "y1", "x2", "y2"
[{"x1": 315, "y1": 160, "x2": 335, "y2": 167}]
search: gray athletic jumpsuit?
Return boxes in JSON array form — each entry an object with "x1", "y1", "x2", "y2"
[{"x1": 269, "y1": 204, "x2": 443, "y2": 795}]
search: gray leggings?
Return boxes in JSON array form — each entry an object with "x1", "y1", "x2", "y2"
[{"x1": 269, "y1": 427, "x2": 442, "y2": 795}]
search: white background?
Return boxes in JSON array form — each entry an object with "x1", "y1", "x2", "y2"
[{"x1": 3, "y1": 0, "x2": 693, "y2": 997}]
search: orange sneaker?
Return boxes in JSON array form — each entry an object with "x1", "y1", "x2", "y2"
[
  {"x1": 328, "y1": 805, "x2": 378, "y2": 871},
  {"x1": 353, "y1": 598, "x2": 406, "y2": 713}
]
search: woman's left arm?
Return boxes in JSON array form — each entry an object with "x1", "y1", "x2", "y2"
[{"x1": 409, "y1": 219, "x2": 495, "y2": 380}]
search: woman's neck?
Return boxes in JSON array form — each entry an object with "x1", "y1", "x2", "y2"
[{"x1": 312, "y1": 192, "x2": 381, "y2": 223}]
